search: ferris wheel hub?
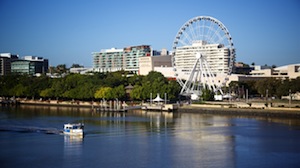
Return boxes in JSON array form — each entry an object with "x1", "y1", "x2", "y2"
[{"x1": 196, "y1": 52, "x2": 202, "y2": 59}]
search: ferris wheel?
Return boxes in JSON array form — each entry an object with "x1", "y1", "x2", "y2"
[{"x1": 172, "y1": 16, "x2": 235, "y2": 100}]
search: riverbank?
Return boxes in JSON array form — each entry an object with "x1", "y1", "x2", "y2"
[
  {"x1": 4, "y1": 98, "x2": 300, "y2": 118},
  {"x1": 179, "y1": 104, "x2": 300, "y2": 118}
]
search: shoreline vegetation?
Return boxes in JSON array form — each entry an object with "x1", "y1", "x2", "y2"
[
  {"x1": 2, "y1": 98, "x2": 300, "y2": 118},
  {"x1": 1, "y1": 71, "x2": 299, "y2": 118}
]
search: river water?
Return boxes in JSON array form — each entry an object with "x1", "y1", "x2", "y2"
[{"x1": 1, "y1": 105, "x2": 300, "y2": 168}]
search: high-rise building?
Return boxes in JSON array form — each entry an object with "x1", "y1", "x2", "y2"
[
  {"x1": 92, "y1": 48, "x2": 124, "y2": 72},
  {"x1": 0, "y1": 53, "x2": 19, "y2": 76}
]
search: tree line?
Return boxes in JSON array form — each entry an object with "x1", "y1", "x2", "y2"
[
  {"x1": 1, "y1": 71, "x2": 299, "y2": 101},
  {"x1": 0, "y1": 71, "x2": 181, "y2": 101},
  {"x1": 227, "y1": 77, "x2": 300, "y2": 99}
]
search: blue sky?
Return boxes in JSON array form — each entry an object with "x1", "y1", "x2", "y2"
[{"x1": 0, "y1": 0, "x2": 299, "y2": 67}]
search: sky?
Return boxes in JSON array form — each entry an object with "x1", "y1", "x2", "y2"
[{"x1": 0, "y1": 0, "x2": 299, "y2": 67}]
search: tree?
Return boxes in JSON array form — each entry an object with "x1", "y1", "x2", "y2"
[
  {"x1": 104, "y1": 71, "x2": 127, "y2": 87},
  {"x1": 40, "y1": 88, "x2": 55, "y2": 98},
  {"x1": 56, "y1": 64, "x2": 68, "y2": 74},
  {"x1": 143, "y1": 71, "x2": 167, "y2": 84},
  {"x1": 276, "y1": 79, "x2": 290, "y2": 98},
  {"x1": 201, "y1": 88, "x2": 214, "y2": 101},
  {"x1": 290, "y1": 77, "x2": 300, "y2": 93},
  {"x1": 166, "y1": 80, "x2": 181, "y2": 100},
  {"x1": 11, "y1": 84, "x2": 28, "y2": 97},
  {"x1": 255, "y1": 78, "x2": 281, "y2": 97},
  {"x1": 112, "y1": 85, "x2": 126, "y2": 100},
  {"x1": 70, "y1": 64, "x2": 83, "y2": 68},
  {"x1": 130, "y1": 85, "x2": 143, "y2": 100},
  {"x1": 128, "y1": 74, "x2": 143, "y2": 86},
  {"x1": 94, "y1": 87, "x2": 113, "y2": 99}
]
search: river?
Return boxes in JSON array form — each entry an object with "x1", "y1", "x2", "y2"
[{"x1": 1, "y1": 105, "x2": 300, "y2": 168}]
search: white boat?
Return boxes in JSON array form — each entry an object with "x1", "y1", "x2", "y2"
[{"x1": 63, "y1": 123, "x2": 84, "y2": 135}]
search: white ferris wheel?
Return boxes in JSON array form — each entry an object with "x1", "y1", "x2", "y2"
[{"x1": 172, "y1": 16, "x2": 235, "y2": 100}]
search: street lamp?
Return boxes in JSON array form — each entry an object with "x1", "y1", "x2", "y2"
[{"x1": 289, "y1": 89, "x2": 291, "y2": 108}]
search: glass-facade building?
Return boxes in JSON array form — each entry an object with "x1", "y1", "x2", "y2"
[
  {"x1": 11, "y1": 60, "x2": 35, "y2": 75},
  {"x1": 11, "y1": 56, "x2": 49, "y2": 75}
]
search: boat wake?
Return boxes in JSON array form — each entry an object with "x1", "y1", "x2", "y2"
[{"x1": 0, "y1": 125, "x2": 63, "y2": 135}]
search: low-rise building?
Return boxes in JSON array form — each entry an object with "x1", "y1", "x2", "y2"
[
  {"x1": 250, "y1": 64, "x2": 300, "y2": 79},
  {"x1": 11, "y1": 56, "x2": 49, "y2": 75},
  {"x1": 70, "y1": 67, "x2": 93, "y2": 74},
  {"x1": 139, "y1": 55, "x2": 172, "y2": 75}
]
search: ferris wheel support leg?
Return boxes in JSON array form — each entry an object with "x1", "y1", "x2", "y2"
[
  {"x1": 201, "y1": 58, "x2": 214, "y2": 92},
  {"x1": 180, "y1": 58, "x2": 200, "y2": 95}
]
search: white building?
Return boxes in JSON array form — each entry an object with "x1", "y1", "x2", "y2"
[
  {"x1": 70, "y1": 67, "x2": 93, "y2": 74},
  {"x1": 250, "y1": 64, "x2": 300, "y2": 79},
  {"x1": 174, "y1": 41, "x2": 230, "y2": 80}
]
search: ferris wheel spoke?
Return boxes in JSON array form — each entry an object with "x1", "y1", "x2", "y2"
[
  {"x1": 177, "y1": 39, "x2": 189, "y2": 46},
  {"x1": 196, "y1": 20, "x2": 201, "y2": 40},
  {"x1": 208, "y1": 26, "x2": 221, "y2": 44},
  {"x1": 215, "y1": 30, "x2": 224, "y2": 44},
  {"x1": 206, "y1": 21, "x2": 215, "y2": 42},
  {"x1": 216, "y1": 34, "x2": 227, "y2": 44},
  {"x1": 182, "y1": 30, "x2": 193, "y2": 45},
  {"x1": 188, "y1": 23, "x2": 197, "y2": 42},
  {"x1": 201, "y1": 19, "x2": 206, "y2": 42}
]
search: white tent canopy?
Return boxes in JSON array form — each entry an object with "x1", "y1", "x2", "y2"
[{"x1": 153, "y1": 93, "x2": 164, "y2": 102}]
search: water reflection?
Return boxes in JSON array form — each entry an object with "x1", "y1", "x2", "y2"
[
  {"x1": 171, "y1": 113, "x2": 235, "y2": 167},
  {"x1": 63, "y1": 135, "x2": 83, "y2": 167}
]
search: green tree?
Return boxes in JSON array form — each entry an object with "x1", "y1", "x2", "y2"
[
  {"x1": 112, "y1": 85, "x2": 126, "y2": 100},
  {"x1": 56, "y1": 64, "x2": 68, "y2": 74},
  {"x1": 143, "y1": 71, "x2": 167, "y2": 84},
  {"x1": 255, "y1": 78, "x2": 281, "y2": 97},
  {"x1": 130, "y1": 85, "x2": 143, "y2": 100},
  {"x1": 290, "y1": 77, "x2": 300, "y2": 93},
  {"x1": 166, "y1": 80, "x2": 181, "y2": 100},
  {"x1": 128, "y1": 74, "x2": 143, "y2": 86},
  {"x1": 103, "y1": 71, "x2": 126, "y2": 87},
  {"x1": 40, "y1": 88, "x2": 55, "y2": 98},
  {"x1": 94, "y1": 87, "x2": 113, "y2": 99},
  {"x1": 11, "y1": 84, "x2": 28, "y2": 97},
  {"x1": 201, "y1": 88, "x2": 214, "y2": 101},
  {"x1": 70, "y1": 64, "x2": 83, "y2": 68}
]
